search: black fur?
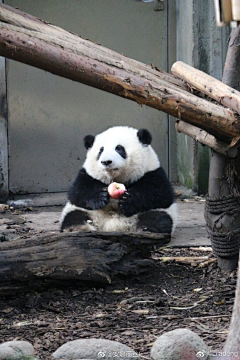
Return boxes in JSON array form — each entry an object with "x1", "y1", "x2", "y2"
[
  {"x1": 68, "y1": 168, "x2": 109, "y2": 210},
  {"x1": 137, "y1": 210, "x2": 173, "y2": 234},
  {"x1": 115, "y1": 145, "x2": 127, "y2": 159},
  {"x1": 68, "y1": 166, "x2": 174, "y2": 218},
  {"x1": 137, "y1": 128, "x2": 152, "y2": 146},
  {"x1": 60, "y1": 209, "x2": 90, "y2": 232},
  {"x1": 119, "y1": 167, "x2": 174, "y2": 217},
  {"x1": 84, "y1": 135, "x2": 95, "y2": 150},
  {"x1": 97, "y1": 146, "x2": 104, "y2": 160}
]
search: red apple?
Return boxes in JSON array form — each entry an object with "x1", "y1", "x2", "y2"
[{"x1": 108, "y1": 182, "x2": 126, "y2": 199}]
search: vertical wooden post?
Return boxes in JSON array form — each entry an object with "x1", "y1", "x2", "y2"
[
  {"x1": 0, "y1": 55, "x2": 8, "y2": 202},
  {"x1": 224, "y1": 253, "x2": 240, "y2": 353},
  {"x1": 221, "y1": 27, "x2": 240, "y2": 353},
  {"x1": 205, "y1": 27, "x2": 240, "y2": 271}
]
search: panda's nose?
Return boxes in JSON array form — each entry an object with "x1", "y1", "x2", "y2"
[{"x1": 101, "y1": 160, "x2": 112, "y2": 167}]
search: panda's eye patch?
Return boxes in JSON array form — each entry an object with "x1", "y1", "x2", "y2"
[
  {"x1": 97, "y1": 146, "x2": 104, "y2": 160},
  {"x1": 115, "y1": 145, "x2": 127, "y2": 159}
]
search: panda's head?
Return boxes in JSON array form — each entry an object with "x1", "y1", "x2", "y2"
[{"x1": 83, "y1": 126, "x2": 160, "y2": 184}]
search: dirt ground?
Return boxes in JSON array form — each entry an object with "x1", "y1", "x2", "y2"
[{"x1": 0, "y1": 198, "x2": 237, "y2": 359}]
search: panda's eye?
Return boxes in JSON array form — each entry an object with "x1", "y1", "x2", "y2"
[
  {"x1": 115, "y1": 145, "x2": 127, "y2": 159},
  {"x1": 97, "y1": 146, "x2": 104, "y2": 160}
]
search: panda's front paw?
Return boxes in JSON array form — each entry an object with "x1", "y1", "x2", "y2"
[
  {"x1": 87, "y1": 188, "x2": 109, "y2": 210},
  {"x1": 119, "y1": 192, "x2": 135, "y2": 217},
  {"x1": 97, "y1": 188, "x2": 110, "y2": 209}
]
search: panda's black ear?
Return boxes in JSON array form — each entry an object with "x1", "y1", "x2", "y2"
[
  {"x1": 137, "y1": 128, "x2": 152, "y2": 146},
  {"x1": 84, "y1": 135, "x2": 95, "y2": 150}
]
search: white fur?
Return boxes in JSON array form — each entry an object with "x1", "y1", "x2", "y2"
[
  {"x1": 61, "y1": 200, "x2": 138, "y2": 232},
  {"x1": 62, "y1": 201, "x2": 177, "y2": 234},
  {"x1": 83, "y1": 126, "x2": 160, "y2": 185},
  {"x1": 62, "y1": 126, "x2": 177, "y2": 234}
]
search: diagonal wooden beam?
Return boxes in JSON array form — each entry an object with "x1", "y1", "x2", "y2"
[
  {"x1": 0, "y1": 4, "x2": 240, "y2": 142},
  {"x1": 172, "y1": 61, "x2": 240, "y2": 115}
]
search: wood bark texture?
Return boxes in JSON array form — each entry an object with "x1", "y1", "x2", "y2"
[
  {"x1": 223, "y1": 28, "x2": 240, "y2": 354},
  {"x1": 172, "y1": 60, "x2": 240, "y2": 116},
  {"x1": 205, "y1": 27, "x2": 240, "y2": 274},
  {"x1": 175, "y1": 120, "x2": 238, "y2": 158},
  {"x1": 205, "y1": 27, "x2": 240, "y2": 270},
  {"x1": 205, "y1": 28, "x2": 240, "y2": 271},
  {"x1": 0, "y1": 4, "x2": 240, "y2": 142},
  {"x1": 224, "y1": 252, "x2": 240, "y2": 353},
  {"x1": 0, "y1": 231, "x2": 170, "y2": 295}
]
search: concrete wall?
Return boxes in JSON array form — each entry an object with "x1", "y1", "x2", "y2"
[
  {"x1": 176, "y1": 0, "x2": 230, "y2": 193},
  {"x1": 5, "y1": 0, "x2": 173, "y2": 196},
  {"x1": 0, "y1": 0, "x2": 231, "y2": 199}
]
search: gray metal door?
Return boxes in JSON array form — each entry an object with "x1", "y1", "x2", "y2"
[{"x1": 5, "y1": 0, "x2": 176, "y2": 195}]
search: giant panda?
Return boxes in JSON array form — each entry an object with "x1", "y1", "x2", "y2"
[{"x1": 60, "y1": 126, "x2": 177, "y2": 235}]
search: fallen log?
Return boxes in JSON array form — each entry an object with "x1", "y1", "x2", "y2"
[
  {"x1": 0, "y1": 231, "x2": 170, "y2": 295},
  {"x1": 0, "y1": 4, "x2": 240, "y2": 142}
]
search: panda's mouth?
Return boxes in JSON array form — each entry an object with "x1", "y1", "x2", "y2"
[{"x1": 106, "y1": 168, "x2": 119, "y2": 172}]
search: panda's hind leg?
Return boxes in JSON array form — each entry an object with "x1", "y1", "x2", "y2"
[
  {"x1": 60, "y1": 205, "x2": 95, "y2": 232},
  {"x1": 137, "y1": 210, "x2": 173, "y2": 234}
]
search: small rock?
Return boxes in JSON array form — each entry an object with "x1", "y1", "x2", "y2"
[
  {"x1": 0, "y1": 340, "x2": 35, "y2": 359},
  {"x1": 7, "y1": 199, "x2": 33, "y2": 208},
  {"x1": 0, "y1": 233, "x2": 7, "y2": 242},
  {"x1": 151, "y1": 328, "x2": 209, "y2": 360},
  {"x1": 0, "y1": 204, "x2": 9, "y2": 213},
  {"x1": 51, "y1": 338, "x2": 139, "y2": 360}
]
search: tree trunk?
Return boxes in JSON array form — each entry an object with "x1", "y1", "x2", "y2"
[
  {"x1": 0, "y1": 231, "x2": 169, "y2": 295},
  {"x1": 222, "y1": 29, "x2": 240, "y2": 354},
  {"x1": 205, "y1": 27, "x2": 240, "y2": 271},
  {"x1": 0, "y1": 4, "x2": 240, "y2": 142},
  {"x1": 224, "y1": 252, "x2": 240, "y2": 354}
]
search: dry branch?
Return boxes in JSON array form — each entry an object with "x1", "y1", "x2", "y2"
[
  {"x1": 175, "y1": 120, "x2": 238, "y2": 158},
  {"x1": 0, "y1": 231, "x2": 170, "y2": 295},
  {"x1": 0, "y1": 4, "x2": 240, "y2": 142},
  {"x1": 152, "y1": 253, "x2": 216, "y2": 267},
  {"x1": 172, "y1": 61, "x2": 240, "y2": 115},
  {"x1": 159, "y1": 256, "x2": 209, "y2": 263}
]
